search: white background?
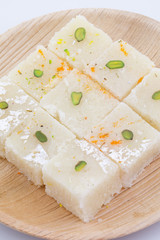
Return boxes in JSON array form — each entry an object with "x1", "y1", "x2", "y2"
[{"x1": 0, "y1": 0, "x2": 160, "y2": 239}]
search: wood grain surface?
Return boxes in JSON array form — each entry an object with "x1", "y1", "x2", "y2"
[{"x1": 0, "y1": 8, "x2": 160, "y2": 240}]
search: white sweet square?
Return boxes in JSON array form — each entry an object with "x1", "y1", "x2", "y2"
[
  {"x1": 40, "y1": 69, "x2": 119, "y2": 138},
  {"x1": 85, "y1": 40, "x2": 154, "y2": 100},
  {"x1": 5, "y1": 107, "x2": 75, "y2": 185},
  {"x1": 43, "y1": 139, "x2": 121, "y2": 222},
  {"x1": 125, "y1": 68, "x2": 160, "y2": 131},
  {"x1": 8, "y1": 45, "x2": 72, "y2": 101},
  {"x1": 0, "y1": 76, "x2": 38, "y2": 158},
  {"x1": 48, "y1": 15, "x2": 112, "y2": 71},
  {"x1": 85, "y1": 103, "x2": 160, "y2": 187}
]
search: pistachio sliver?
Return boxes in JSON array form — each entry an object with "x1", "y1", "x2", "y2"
[
  {"x1": 106, "y1": 60, "x2": 125, "y2": 69},
  {"x1": 0, "y1": 101, "x2": 8, "y2": 109},
  {"x1": 121, "y1": 129, "x2": 133, "y2": 140},
  {"x1": 75, "y1": 161, "x2": 87, "y2": 172},
  {"x1": 71, "y1": 92, "x2": 82, "y2": 105},
  {"x1": 64, "y1": 49, "x2": 70, "y2": 56},
  {"x1": 34, "y1": 69, "x2": 43, "y2": 78},
  {"x1": 74, "y1": 27, "x2": 86, "y2": 42},
  {"x1": 35, "y1": 131, "x2": 47, "y2": 143},
  {"x1": 152, "y1": 91, "x2": 160, "y2": 100}
]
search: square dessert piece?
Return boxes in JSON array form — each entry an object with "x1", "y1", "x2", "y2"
[
  {"x1": 85, "y1": 40, "x2": 154, "y2": 100},
  {"x1": 5, "y1": 107, "x2": 75, "y2": 186},
  {"x1": 40, "y1": 69, "x2": 119, "y2": 138},
  {"x1": 124, "y1": 68, "x2": 160, "y2": 131},
  {"x1": 0, "y1": 76, "x2": 38, "y2": 158},
  {"x1": 48, "y1": 15, "x2": 112, "y2": 71},
  {"x1": 43, "y1": 139, "x2": 121, "y2": 222},
  {"x1": 85, "y1": 103, "x2": 160, "y2": 187},
  {"x1": 8, "y1": 45, "x2": 72, "y2": 102}
]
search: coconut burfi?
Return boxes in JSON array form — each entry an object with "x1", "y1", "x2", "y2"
[
  {"x1": 85, "y1": 103, "x2": 160, "y2": 187},
  {"x1": 43, "y1": 139, "x2": 121, "y2": 222},
  {"x1": 0, "y1": 76, "x2": 38, "y2": 158},
  {"x1": 124, "y1": 68, "x2": 160, "y2": 131},
  {"x1": 85, "y1": 40, "x2": 154, "y2": 100},
  {"x1": 48, "y1": 15, "x2": 112, "y2": 71},
  {"x1": 5, "y1": 107, "x2": 75, "y2": 186},
  {"x1": 40, "y1": 69, "x2": 119, "y2": 138},
  {"x1": 8, "y1": 45, "x2": 72, "y2": 102}
]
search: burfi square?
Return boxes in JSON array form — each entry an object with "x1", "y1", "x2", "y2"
[
  {"x1": 43, "y1": 139, "x2": 121, "y2": 222},
  {"x1": 85, "y1": 103, "x2": 160, "y2": 187},
  {"x1": 85, "y1": 40, "x2": 154, "y2": 100},
  {"x1": 124, "y1": 68, "x2": 160, "y2": 131},
  {"x1": 0, "y1": 76, "x2": 38, "y2": 158},
  {"x1": 5, "y1": 107, "x2": 75, "y2": 186},
  {"x1": 8, "y1": 45, "x2": 72, "y2": 101},
  {"x1": 48, "y1": 15, "x2": 112, "y2": 71},
  {"x1": 40, "y1": 69, "x2": 119, "y2": 138}
]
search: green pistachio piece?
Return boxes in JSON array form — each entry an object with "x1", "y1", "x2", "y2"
[
  {"x1": 121, "y1": 129, "x2": 133, "y2": 140},
  {"x1": 34, "y1": 69, "x2": 43, "y2": 78},
  {"x1": 75, "y1": 161, "x2": 87, "y2": 172},
  {"x1": 35, "y1": 131, "x2": 47, "y2": 143},
  {"x1": 74, "y1": 27, "x2": 86, "y2": 42},
  {"x1": 106, "y1": 60, "x2": 125, "y2": 69},
  {"x1": 71, "y1": 92, "x2": 82, "y2": 105},
  {"x1": 0, "y1": 101, "x2": 8, "y2": 109},
  {"x1": 64, "y1": 49, "x2": 70, "y2": 56},
  {"x1": 152, "y1": 91, "x2": 160, "y2": 100},
  {"x1": 49, "y1": 60, "x2": 52, "y2": 64}
]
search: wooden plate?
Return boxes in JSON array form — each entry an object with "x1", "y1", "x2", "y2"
[{"x1": 0, "y1": 8, "x2": 160, "y2": 240}]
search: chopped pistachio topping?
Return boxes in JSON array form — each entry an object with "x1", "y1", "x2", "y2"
[
  {"x1": 152, "y1": 91, "x2": 160, "y2": 100},
  {"x1": 35, "y1": 131, "x2": 47, "y2": 143},
  {"x1": 71, "y1": 92, "x2": 82, "y2": 105},
  {"x1": 64, "y1": 49, "x2": 70, "y2": 56},
  {"x1": 121, "y1": 129, "x2": 133, "y2": 140},
  {"x1": 75, "y1": 161, "x2": 87, "y2": 172},
  {"x1": 34, "y1": 69, "x2": 44, "y2": 78},
  {"x1": 0, "y1": 101, "x2": 8, "y2": 109},
  {"x1": 74, "y1": 27, "x2": 86, "y2": 42},
  {"x1": 49, "y1": 60, "x2": 52, "y2": 64},
  {"x1": 106, "y1": 60, "x2": 125, "y2": 69},
  {"x1": 52, "y1": 75, "x2": 56, "y2": 79}
]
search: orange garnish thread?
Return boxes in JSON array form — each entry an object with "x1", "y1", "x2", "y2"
[
  {"x1": 57, "y1": 66, "x2": 64, "y2": 72},
  {"x1": 99, "y1": 133, "x2": 109, "y2": 138},
  {"x1": 137, "y1": 76, "x2": 144, "y2": 84},
  {"x1": 38, "y1": 49, "x2": 46, "y2": 59},
  {"x1": 91, "y1": 67, "x2": 95, "y2": 72},
  {"x1": 110, "y1": 140, "x2": 122, "y2": 145},
  {"x1": 91, "y1": 140, "x2": 98, "y2": 144},
  {"x1": 120, "y1": 43, "x2": 128, "y2": 56},
  {"x1": 67, "y1": 66, "x2": 73, "y2": 71}
]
